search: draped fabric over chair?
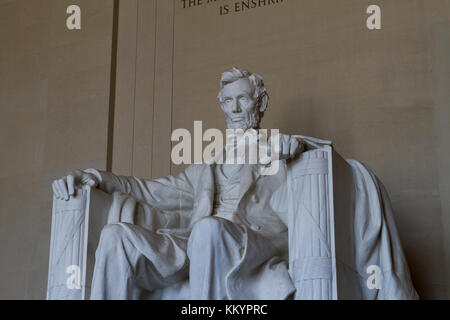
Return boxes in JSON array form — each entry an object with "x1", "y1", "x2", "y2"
[{"x1": 47, "y1": 142, "x2": 418, "y2": 300}]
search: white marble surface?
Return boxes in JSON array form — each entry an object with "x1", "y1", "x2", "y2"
[{"x1": 47, "y1": 145, "x2": 418, "y2": 299}]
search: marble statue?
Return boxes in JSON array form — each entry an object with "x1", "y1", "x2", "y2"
[{"x1": 50, "y1": 67, "x2": 419, "y2": 300}]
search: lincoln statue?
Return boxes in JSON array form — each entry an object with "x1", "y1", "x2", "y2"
[{"x1": 51, "y1": 67, "x2": 418, "y2": 300}]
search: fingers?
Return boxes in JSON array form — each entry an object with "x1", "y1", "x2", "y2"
[
  {"x1": 81, "y1": 173, "x2": 97, "y2": 188},
  {"x1": 80, "y1": 173, "x2": 92, "y2": 184},
  {"x1": 52, "y1": 170, "x2": 93, "y2": 201},
  {"x1": 289, "y1": 139, "x2": 298, "y2": 158},
  {"x1": 85, "y1": 177, "x2": 96, "y2": 187},
  {"x1": 57, "y1": 178, "x2": 69, "y2": 201},
  {"x1": 67, "y1": 174, "x2": 75, "y2": 196},
  {"x1": 52, "y1": 180, "x2": 61, "y2": 199},
  {"x1": 279, "y1": 135, "x2": 305, "y2": 160},
  {"x1": 52, "y1": 179, "x2": 68, "y2": 200}
]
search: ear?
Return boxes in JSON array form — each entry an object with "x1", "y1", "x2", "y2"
[{"x1": 259, "y1": 94, "x2": 269, "y2": 113}]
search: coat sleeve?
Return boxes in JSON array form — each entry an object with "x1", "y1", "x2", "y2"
[{"x1": 84, "y1": 166, "x2": 197, "y2": 215}]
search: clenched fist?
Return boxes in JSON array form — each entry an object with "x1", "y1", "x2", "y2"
[
  {"x1": 269, "y1": 133, "x2": 305, "y2": 160},
  {"x1": 52, "y1": 169, "x2": 100, "y2": 201}
]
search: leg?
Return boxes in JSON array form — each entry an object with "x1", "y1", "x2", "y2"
[
  {"x1": 187, "y1": 217, "x2": 246, "y2": 300},
  {"x1": 90, "y1": 223, "x2": 189, "y2": 300}
]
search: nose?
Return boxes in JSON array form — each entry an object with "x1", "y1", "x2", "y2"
[{"x1": 232, "y1": 100, "x2": 241, "y2": 113}]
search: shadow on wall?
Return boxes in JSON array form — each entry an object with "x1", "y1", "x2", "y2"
[{"x1": 276, "y1": 98, "x2": 436, "y2": 299}]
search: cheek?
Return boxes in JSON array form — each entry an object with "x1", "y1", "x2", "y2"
[
  {"x1": 221, "y1": 104, "x2": 232, "y2": 115},
  {"x1": 224, "y1": 110, "x2": 235, "y2": 120},
  {"x1": 242, "y1": 101, "x2": 257, "y2": 113}
]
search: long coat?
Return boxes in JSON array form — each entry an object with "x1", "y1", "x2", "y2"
[
  {"x1": 94, "y1": 160, "x2": 296, "y2": 299},
  {"x1": 89, "y1": 135, "x2": 418, "y2": 300}
]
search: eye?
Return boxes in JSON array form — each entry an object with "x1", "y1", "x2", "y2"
[
  {"x1": 224, "y1": 99, "x2": 232, "y2": 104},
  {"x1": 239, "y1": 97, "x2": 248, "y2": 103}
]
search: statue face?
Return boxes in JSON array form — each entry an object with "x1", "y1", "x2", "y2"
[{"x1": 220, "y1": 78, "x2": 261, "y2": 131}]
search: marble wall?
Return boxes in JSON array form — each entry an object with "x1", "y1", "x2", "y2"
[
  {"x1": 0, "y1": 0, "x2": 114, "y2": 299},
  {"x1": 0, "y1": 0, "x2": 449, "y2": 299}
]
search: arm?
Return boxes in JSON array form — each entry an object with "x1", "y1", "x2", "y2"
[
  {"x1": 269, "y1": 134, "x2": 332, "y2": 225},
  {"x1": 86, "y1": 167, "x2": 196, "y2": 213},
  {"x1": 53, "y1": 166, "x2": 198, "y2": 214}
]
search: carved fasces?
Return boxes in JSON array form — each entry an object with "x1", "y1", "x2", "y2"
[{"x1": 47, "y1": 187, "x2": 111, "y2": 300}]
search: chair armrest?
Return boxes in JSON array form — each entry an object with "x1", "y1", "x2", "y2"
[
  {"x1": 287, "y1": 146, "x2": 356, "y2": 300},
  {"x1": 47, "y1": 187, "x2": 112, "y2": 300}
]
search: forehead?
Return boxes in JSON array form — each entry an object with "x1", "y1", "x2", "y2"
[{"x1": 221, "y1": 78, "x2": 254, "y2": 97}]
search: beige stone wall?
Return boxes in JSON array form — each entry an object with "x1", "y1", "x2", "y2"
[
  {"x1": 0, "y1": 0, "x2": 449, "y2": 299},
  {"x1": 0, "y1": 0, "x2": 114, "y2": 298},
  {"x1": 117, "y1": 0, "x2": 450, "y2": 299},
  {"x1": 430, "y1": 19, "x2": 450, "y2": 300}
]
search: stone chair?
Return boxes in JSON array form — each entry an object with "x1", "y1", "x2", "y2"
[{"x1": 47, "y1": 143, "x2": 416, "y2": 300}]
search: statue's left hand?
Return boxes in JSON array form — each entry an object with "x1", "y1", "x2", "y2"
[{"x1": 269, "y1": 133, "x2": 305, "y2": 160}]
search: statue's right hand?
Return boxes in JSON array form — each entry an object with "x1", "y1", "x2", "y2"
[{"x1": 52, "y1": 170, "x2": 99, "y2": 201}]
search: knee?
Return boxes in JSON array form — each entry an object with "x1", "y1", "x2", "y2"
[
  {"x1": 188, "y1": 218, "x2": 225, "y2": 258},
  {"x1": 188, "y1": 218, "x2": 228, "y2": 253}
]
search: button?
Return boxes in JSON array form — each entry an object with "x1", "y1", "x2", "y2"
[
  {"x1": 250, "y1": 223, "x2": 261, "y2": 231},
  {"x1": 251, "y1": 194, "x2": 259, "y2": 203}
]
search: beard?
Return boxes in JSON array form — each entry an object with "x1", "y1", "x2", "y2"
[{"x1": 226, "y1": 111, "x2": 261, "y2": 131}]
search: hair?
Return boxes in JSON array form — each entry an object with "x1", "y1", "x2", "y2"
[{"x1": 217, "y1": 67, "x2": 269, "y2": 115}]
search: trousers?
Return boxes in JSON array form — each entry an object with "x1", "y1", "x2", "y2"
[{"x1": 90, "y1": 215, "x2": 291, "y2": 300}]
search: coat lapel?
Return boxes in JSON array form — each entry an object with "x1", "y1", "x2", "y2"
[
  {"x1": 189, "y1": 164, "x2": 215, "y2": 227},
  {"x1": 238, "y1": 164, "x2": 262, "y2": 202}
]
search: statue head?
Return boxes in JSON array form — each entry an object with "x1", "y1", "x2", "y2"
[{"x1": 218, "y1": 67, "x2": 269, "y2": 131}]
